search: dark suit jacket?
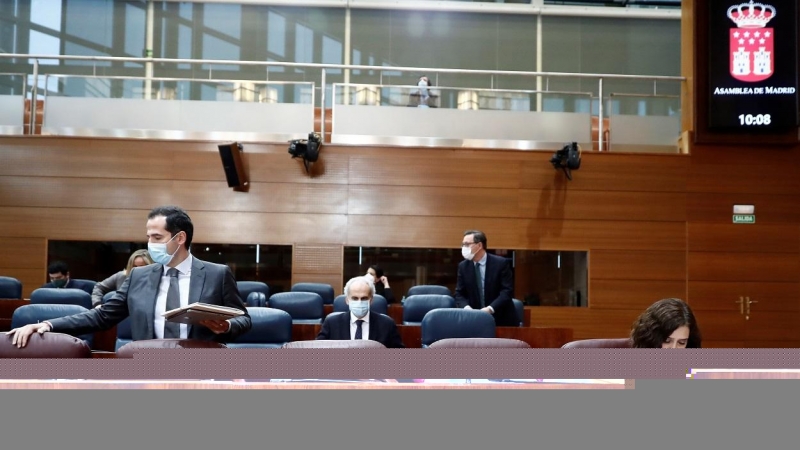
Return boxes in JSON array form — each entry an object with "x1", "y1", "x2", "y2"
[
  {"x1": 48, "y1": 257, "x2": 251, "y2": 343},
  {"x1": 375, "y1": 284, "x2": 396, "y2": 303},
  {"x1": 317, "y1": 311, "x2": 404, "y2": 348},
  {"x1": 454, "y1": 253, "x2": 517, "y2": 327}
]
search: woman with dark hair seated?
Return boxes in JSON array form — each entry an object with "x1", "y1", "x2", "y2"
[
  {"x1": 630, "y1": 298, "x2": 702, "y2": 348},
  {"x1": 365, "y1": 265, "x2": 396, "y2": 303}
]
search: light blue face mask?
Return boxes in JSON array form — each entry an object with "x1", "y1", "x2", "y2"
[
  {"x1": 147, "y1": 233, "x2": 180, "y2": 266},
  {"x1": 349, "y1": 299, "x2": 370, "y2": 318}
]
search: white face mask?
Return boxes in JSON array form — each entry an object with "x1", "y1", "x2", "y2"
[
  {"x1": 148, "y1": 233, "x2": 180, "y2": 266},
  {"x1": 462, "y1": 246, "x2": 474, "y2": 261},
  {"x1": 364, "y1": 274, "x2": 375, "y2": 284},
  {"x1": 349, "y1": 299, "x2": 370, "y2": 318}
]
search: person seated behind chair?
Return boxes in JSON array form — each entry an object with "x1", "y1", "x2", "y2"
[
  {"x1": 42, "y1": 261, "x2": 73, "y2": 289},
  {"x1": 365, "y1": 265, "x2": 396, "y2": 303},
  {"x1": 317, "y1": 276, "x2": 404, "y2": 348},
  {"x1": 90, "y1": 249, "x2": 154, "y2": 308},
  {"x1": 9, "y1": 205, "x2": 251, "y2": 348},
  {"x1": 630, "y1": 298, "x2": 701, "y2": 348}
]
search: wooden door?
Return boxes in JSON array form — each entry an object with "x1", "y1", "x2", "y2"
[
  {"x1": 741, "y1": 282, "x2": 800, "y2": 347},
  {"x1": 688, "y1": 281, "x2": 746, "y2": 348}
]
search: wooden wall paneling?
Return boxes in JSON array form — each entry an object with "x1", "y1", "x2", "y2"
[
  {"x1": 527, "y1": 307, "x2": 641, "y2": 340},
  {"x1": 519, "y1": 190, "x2": 687, "y2": 222},
  {"x1": 0, "y1": 138, "x2": 177, "y2": 179},
  {"x1": 348, "y1": 153, "x2": 523, "y2": 189},
  {"x1": 520, "y1": 153, "x2": 690, "y2": 192},
  {"x1": 291, "y1": 245, "x2": 344, "y2": 295},
  {"x1": 0, "y1": 208, "x2": 349, "y2": 246},
  {"x1": 742, "y1": 341, "x2": 800, "y2": 349},
  {"x1": 688, "y1": 162, "x2": 800, "y2": 195},
  {"x1": 688, "y1": 252, "x2": 800, "y2": 283},
  {"x1": 292, "y1": 245, "x2": 343, "y2": 274},
  {"x1": 347, "y1": 217, "x2": 686, "y2": 251},
  {"x1": 521, "y1": 220, "x2": 687, "y2": 252},
  {"x1": 0, "y1": 237, "x2": 47, "y2": 271},
  {"x1": 0, "y1": 237, "x2": 46, "y2": 300},
  {"x1": 687, "y1": 193, "x2": 800, "y2": 224},
  {"x1": 250, "y1": 152, "x2": 351, "y2": 184},
  {"x1": 590, "y1": 250, "x2": 686, "y2": 281},
  {"x1": 688, "y1": 223, "x2": 800, "y2": 253},
  {"x1": 348, "y1": 185, "x2": 520, "y2": 218},
  {"x1": 174, "y1": 181, "x2": 348, "y2": 215},
  {"x1": 346, "y1": 215, "x2": 523, "y2": 249},
  {"x1": 745, "y1": 312, "x2": 800, "y2": 343},
  {"x1": 688, "y1": 143, "x2": 800, "y2": 169},
  {"x1": 0, "y1": 177, "x2": 348, "y2": 215},
  {"x1": 690, "y1": 310, "x2": 744, "y2": 342},
  {"x1": 689, "y1": 281, "x2": 747, "y2": 311},
  {"x1": 0, "y1": 138, "x2": 350, "y2": 184},
  {"x1": 589, "y1": 279, "x2": 687, "y2": 310},
  {"x1": 743, "y1": 282, "x2": 800, "y2": 312},
  {"x1": 703, "y1": 341, "x2": 746, "y2": 348}
]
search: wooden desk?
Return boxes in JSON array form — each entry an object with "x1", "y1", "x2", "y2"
[
  {"x1": 0, "y1": 299, "x2": 28, "y2": 331},
  {"x1": 292, "y1": 323, "x2": 571, "y2": 348},
  {"x1": 292, "y1": 324, "x2": 322, "y2": 342}
]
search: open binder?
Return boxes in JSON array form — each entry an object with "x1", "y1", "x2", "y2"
[{"x1": 162, "y1": 303, "x2": 245, "y2": 325}]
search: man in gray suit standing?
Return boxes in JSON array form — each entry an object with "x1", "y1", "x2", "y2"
[{"x1": 9, "y1": 205, "x2": 251, "y2": 348}]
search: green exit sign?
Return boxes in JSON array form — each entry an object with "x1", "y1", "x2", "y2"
[{"x1": 733, "y1": 215, "x2": 755, "y2": 224}]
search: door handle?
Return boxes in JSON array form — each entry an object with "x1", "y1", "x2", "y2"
[
  {"x1": 735, "y1": 297, "x2": 744, "y2": 315},
  {"x1": 745, "y1": 297, "x2": 758, "y2": 317}
]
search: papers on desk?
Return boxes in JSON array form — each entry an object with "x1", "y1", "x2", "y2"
[{"x1": 162, "y1": 303, "x2": 244, "y2": 325}]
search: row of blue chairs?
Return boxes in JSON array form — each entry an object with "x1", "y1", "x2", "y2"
[
  {"x1": 9, "y1": 287, "x2": 524, "y2": 330},
  {"x1": 0, "y1": 276, "x2": 97, "y2": 298},
  {"x1": 1, "y1": 277, "x2": 453, "y2": 305},
  {"x1": 240, "y1": 281, "x2": 454, "y2": 305},
  {"x1": 9, "y1": 304, "x2": 506, "y2": 349}
]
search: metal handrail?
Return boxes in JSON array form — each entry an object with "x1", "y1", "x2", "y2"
[
  {"x1": 1, "y1": 53, "x2": 685, "y2": 150},
  {"x1": 336, "y1": 82, "x2": 595, "y2": 97},
  {"x1": 0, "y1": 54, "x2": 685, "y2": 82}
]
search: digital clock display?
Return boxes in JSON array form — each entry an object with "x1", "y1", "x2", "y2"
[{"x1": 707, "y1": 0, "x2": 799, "y2": 130}]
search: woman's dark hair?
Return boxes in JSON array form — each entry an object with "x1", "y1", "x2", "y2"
[
  {"x1": 630, "y1": 298, "x2": 702, "y2": 348},
  {"x1": 369, "y1": 265, "x2": 384, "y2": 279}
]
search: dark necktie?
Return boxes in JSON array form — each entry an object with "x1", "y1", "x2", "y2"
[
  {"x1": 164, "y1": 268, "x2": 181, "y2": 338},
  {"x1": 475, "y1": 262, "x2": 485, "y2": 308},
  {"x1": 355, "y1": 319, "x2": 364, "y2": 340}
]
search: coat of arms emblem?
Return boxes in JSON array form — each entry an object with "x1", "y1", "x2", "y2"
[{"x1": 728, "y1": 1, "x2": 776, "y2": 82}]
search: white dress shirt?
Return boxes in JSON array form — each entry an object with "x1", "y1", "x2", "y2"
[
  {"x1": 153, "y1": 254, "x2": 193, "y2": 339},
  {"x1": 349, "y1": 311, "x2": 370, "y2": 340}
]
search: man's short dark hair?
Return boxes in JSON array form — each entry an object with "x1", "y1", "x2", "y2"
[
  {"x1": 148, "y1": 206, "x2": 194, "y2": 250},
  {"x1": 47, "y1": 261, "x2": 69, "y2": 275},
  {"x1": 464, "y1": 230, "x2": 487, "y2": 250}
]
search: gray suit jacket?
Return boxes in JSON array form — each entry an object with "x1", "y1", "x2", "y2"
[
  {"x1": 49, "y1": 257, "x2": 251, "y2": 343},
  {"x1": 91, "y1": 270, "x2": 127, "y2": 306}
]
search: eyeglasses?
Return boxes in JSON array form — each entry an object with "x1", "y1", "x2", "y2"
[{"x1": 461, "y1": 242, "x2": 476, "y2": 248}]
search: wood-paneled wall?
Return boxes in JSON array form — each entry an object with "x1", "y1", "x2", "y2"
[{"x1": 1, "y1": 135, "x2": 799, "y2": 346}]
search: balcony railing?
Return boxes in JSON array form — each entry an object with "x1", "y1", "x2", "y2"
[{"x1": 0, "y1": 53, "x2": 685, "y2": 153}]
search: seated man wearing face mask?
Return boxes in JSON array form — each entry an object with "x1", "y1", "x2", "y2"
[
  {"x1": 42, "y1": 261, "x2": 73, "y2": 289},
  {"x1": 316, "y1": 276, "x2": 404, "y2": 348}
]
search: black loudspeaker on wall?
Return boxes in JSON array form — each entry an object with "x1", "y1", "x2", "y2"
[{"x1": 218, "y1": 142, "x2": 249, "y2": 192}]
